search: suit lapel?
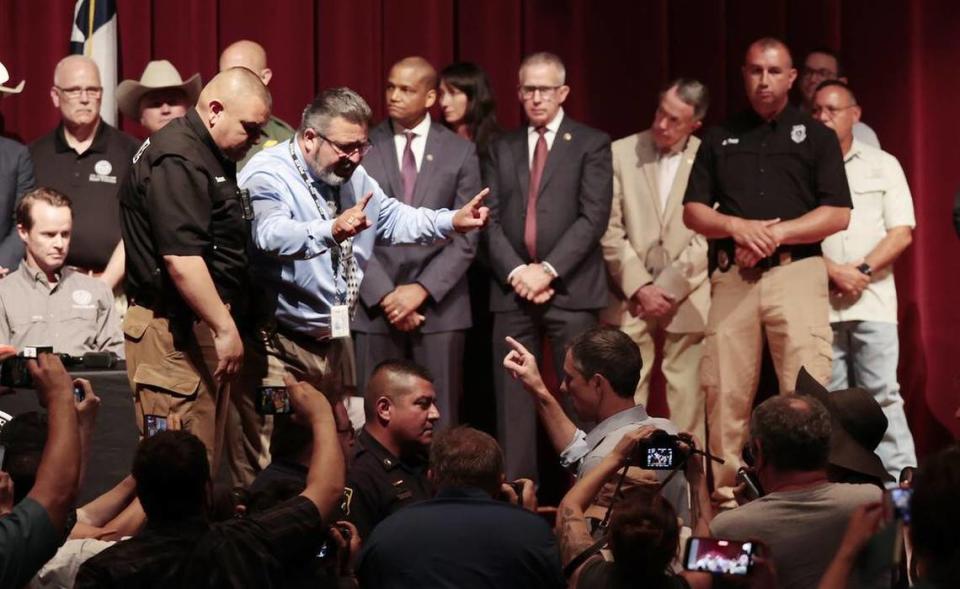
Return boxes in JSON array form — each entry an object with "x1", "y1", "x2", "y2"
[
  {"x1": 636, "y1": 134, "x2": 664, "y2": 226},
  {"x1": 661, "y1": 136, "x2": 700, "y2": 227},
  {"x1": 411, "y1": 123, "x2": 442, "y2": 207},
  {"x1": 536, "y1": 116, "x2": 571, "y2": 195},
  {"x1": 371, "y1": 121, "x2": 405, "y2": 200},
  {"x1": 512, "y1": 130, "x2": 530, "y2": 199}
]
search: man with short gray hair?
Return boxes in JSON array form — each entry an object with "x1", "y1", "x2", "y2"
[
  {"x1": 229, "y1": 88, "x2": 490, "y2": 486},
  {"x1": 601, "y1": 78, "x2": 710, "y2": 442}
]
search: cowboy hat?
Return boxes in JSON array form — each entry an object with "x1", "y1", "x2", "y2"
[
  {"x1": 0, "y1": 61, "x2": 25, "y2": 95},
  {"x1": 795, "y1": 366, "x2": 894, "y2": 483},
  {"x1": 117, "y1": 60, "x2": 200, "y2": 121}
]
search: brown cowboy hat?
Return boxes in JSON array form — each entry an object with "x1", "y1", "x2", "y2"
[
  {"x1": 795, "y1": 367, "x2": 894, "y2": 483},
  {"x1": 0, "y1": 61, "x2": 25, "y2": 95},
  {"x1": 117, "y1": 60, "x2": 200, "y2": 121}
]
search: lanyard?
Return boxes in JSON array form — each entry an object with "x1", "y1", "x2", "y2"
[{"x1": 288, "y1": 139, "x2": 348, "y2": 304}]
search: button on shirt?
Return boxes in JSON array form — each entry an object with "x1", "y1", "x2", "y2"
[
  {"x1": 560, "y1": 404, "x2": 691, "y2": 525},
  {"x1": 30, "y1": 122, "x2": 139, "y2": 271},
  {"x1": 684, "y1": 104, "x2": 851, "y2": 222},
  {"x1": 392, "y1": 113, "x2": 431, "y2": 172},
  {"x1": 0, "y1": 262, "x2": 123, "y2": 357},
  {"x1": 821, "y1": 140, "x2": 915, "y2": 324},
  {"x1": 239, "y1": 138, "x2": 456, "y2": 340}
]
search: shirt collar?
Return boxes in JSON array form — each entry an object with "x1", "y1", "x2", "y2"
[
  {"x1": 185, "y1": 108, "x2": 234, "y2": 172},
  {"x1": 435, "y1": 487, "x2": 492, "y2": 501},
  {"x1": 844, "y1": 138, "x2": 864, "y2": 163},
  {"x1": 357, "y1": 428, "x2": 427, "y2": 472},
  {"x1": 18, "y1": 260, "x2": 62, "y2": 289},
  {"x1": 393, "y1": 113, "x2": 432, "y2": 138},
  {"x1": 529, "y1": 107, "x2": 564, "y2": 136},
  {"x1": 53, "y1": 119, "x2": 109, "y2": 155},
  {"x1": 584, "y1": 404, "x2": 651, "y2": 449}
]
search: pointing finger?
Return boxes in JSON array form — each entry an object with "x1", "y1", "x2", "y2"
[{"x1": 504, "y1": 336, "x2": 529, "y2": 356}]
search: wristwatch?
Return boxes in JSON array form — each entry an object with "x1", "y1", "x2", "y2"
[{"x1": 856, "y1": 262, "x2": 873, "y2": 277}]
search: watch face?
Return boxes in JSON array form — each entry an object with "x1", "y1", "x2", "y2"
[{"x1": 857, "y1": 263, "x2": 872, "y2": 276}]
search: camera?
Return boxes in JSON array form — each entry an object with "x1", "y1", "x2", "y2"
[
  {"x1": 0, "y1": 346, "x2": 53, "y2": 388},
  {"x1": 633, "y1": 429, "x2": 685, "y2": 470}
]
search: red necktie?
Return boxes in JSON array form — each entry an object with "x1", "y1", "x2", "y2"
[
  {"x1": 525, "y1": 127, "x2": 548, "y2": 260},
  {"x1": 401, "y1": 130, "x2": 417, "y2": 204}
]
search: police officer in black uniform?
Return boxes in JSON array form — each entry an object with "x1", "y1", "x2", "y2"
[
  {"x1": 119, "y1": 68, "x2": 271, "y2": 470},
  {"x1": 345, "y1": 360, "x2": 437, "y2": 540},
  {"x1": 682, "y1": 37, "x2": 852, "y2": 505}
]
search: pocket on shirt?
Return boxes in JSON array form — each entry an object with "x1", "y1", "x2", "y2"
[{"x1": 133, "y1": 359, "x2": 201, "y2": 400}]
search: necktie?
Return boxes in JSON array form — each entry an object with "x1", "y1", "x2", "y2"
[
  {"x1": 330, "y1": 185, "x2": 360, "y2": 313},
  {"x1": 401, "y1": 130, "x2": 417, "y2": 204},
  {"x1": 524, "y1": 126, "x2": 548, "y2": 260}
]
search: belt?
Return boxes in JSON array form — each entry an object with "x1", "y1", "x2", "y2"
[{"x1": 713, "y1": 239, "x2": 822, "y2": 272}]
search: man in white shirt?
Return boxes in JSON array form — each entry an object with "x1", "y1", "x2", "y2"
[
  {"x1": 813, "y1": 80, "x2": 917, "y2": 480},
  {"x1": 600, "y1": 79, "x2": 710, "y2": 441},
  {"x1": 798, "y1": 48, "x2": 881, "y2": 148}
]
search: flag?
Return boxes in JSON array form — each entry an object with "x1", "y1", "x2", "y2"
[{"x1": 70, "y1": 0, "x2": 118, "y2": 125}]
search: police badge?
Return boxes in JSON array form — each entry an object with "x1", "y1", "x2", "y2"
[{"x1": 791, "y1": 124, "x2": 806, "y2": 144}]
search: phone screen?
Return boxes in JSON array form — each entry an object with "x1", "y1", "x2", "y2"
[
  {"x1": 643, "y1": 446, "x2": 675, "y2": 469},
  {"x1": 256, "y1": 386, "x2": 291, "y2": 415},
  {"x1": 684, "y1": 537, "x2": 754, "y2": 576},
  {"x1": 144, "y1": 415, "x2": 168, "y2": 438},
  {"x1": 888, "y1": 488, "x2": 912, "y2": 523}
]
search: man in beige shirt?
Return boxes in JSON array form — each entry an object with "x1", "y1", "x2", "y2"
[
  {"x1": 601, "y1": 78, "x2": 710, "y2": 440},
  {"x1": 0, "y1": 187, "x2": 122, "y2": 358}
]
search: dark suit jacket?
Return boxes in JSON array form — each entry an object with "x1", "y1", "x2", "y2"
[
  {"x1": 354, "y1": 119, "x2": 481, "y2": 334},
  {"x1": 0, "y1": 137, "x2": 34, "y2": 269},
  {"x1": 483, "y1": 114, "x2": 612, "y2": 312}
]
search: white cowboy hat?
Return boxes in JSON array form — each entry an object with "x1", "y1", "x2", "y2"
[
  {"x1": 0, "y1": 61, "x2": 25, "y2": 95},
  {"x1": 117, "y1": 60, "x2": 201, "y2": 120}
]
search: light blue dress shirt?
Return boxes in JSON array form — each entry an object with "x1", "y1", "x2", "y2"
[{"x1": 239, "y1": 138, "x2": 456, "y2": 339}]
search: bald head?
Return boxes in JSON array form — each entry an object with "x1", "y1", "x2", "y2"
[
  {"x1": 196, "y1": 68, "x2": 271, "y2": 161},
  {"x1": 51, "y1": 55, "x2": 102, "y2": 129},
  {"x1": 391, "y1": 56, "x2": 437, "y2": 90},
  {"x1": 219, "y1": 40, "x2": 272, "y2": 85},
  {"x1": 745, "y1": 37, "x2": 794, "y2": 68},
  {"x1": 53, "y1": 55, "x2": 100, "y2": 86}
]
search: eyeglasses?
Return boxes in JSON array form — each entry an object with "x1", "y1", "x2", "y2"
[
  {"x1": 801, "y1": 67, "x2": 837, "y2": 80},
  {"x1": 55, "y1": 85, "x2": 103, "y2": 99},
  {"x1": 316, "y1": 131, "x2": 372, "y2": 158},
  {"x1": 518, "y1": 85, "x2": 562, "y2": 100},
  {"x1": 811, "y1": 104, "x2": 857, "y2": 119}
]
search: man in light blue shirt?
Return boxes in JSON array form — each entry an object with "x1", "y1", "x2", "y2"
[{"x1": 227, "y1": 87, "x2": 489, "y2": 486}]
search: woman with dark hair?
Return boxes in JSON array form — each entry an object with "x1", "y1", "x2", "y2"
[{"x1": 438, "y1": 62, "x2": 501, "y2": 164}]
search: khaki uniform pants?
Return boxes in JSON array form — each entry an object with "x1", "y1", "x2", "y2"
[
  {"x1": 618, "y1": 316, "x2": 706, "y2": 443},
  {"x1": 701, "y1": 257, "x2": 833, "y2": 502},
  {"x1": 225, "y1": 329, "x2": 353, "y2": 488},
  {"x1": 123, "y1": 305, "x2": 232, "y2": 473}
]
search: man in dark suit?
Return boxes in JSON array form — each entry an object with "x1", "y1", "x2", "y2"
[
  {"x1": 485, "y1": 52, "x2": 612, "y2": 479},
  {"x1": 0, "y1": 60, "x2": 34, "y2": 274},
  {"x1": 354, "y1": 56, "x2": 482, "y2": 429}
]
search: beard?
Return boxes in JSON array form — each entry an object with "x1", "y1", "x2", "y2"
[{"x1": 308, "y1": 153, "x2": 358, "y2": 186}]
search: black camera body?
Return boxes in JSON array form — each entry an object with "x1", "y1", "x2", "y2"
[
  {"x1": 0, "y1": 346, "x2": 53, "y2": 388},
  {"x1": 634, "y1": 429, "x2": 686, "y2": 470}
]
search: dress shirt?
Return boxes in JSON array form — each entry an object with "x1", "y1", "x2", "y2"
[
  {"x1": 391, "y1": 113, "x2": 431, "y2": 172},
  {"x1": 657, "y1": 149, "x2": 683, "y2": 212},
  {"x1": 822, "y1": 140, "x2": 915, "y2": 324},
  {"x1": 239, "y1": 138, "x2": 456, "y2": 340},
  {"x1": 526, "y1": 108, "x2": 564, "y2": 168}
]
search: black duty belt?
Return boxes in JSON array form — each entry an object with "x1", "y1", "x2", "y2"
[{"x1": 711, "y1": 239, "x2": 822, "y2": 273}]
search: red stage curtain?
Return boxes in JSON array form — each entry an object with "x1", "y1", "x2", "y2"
[{"x1": 1, "y1": 0, "x2": 956, "y2": 455}]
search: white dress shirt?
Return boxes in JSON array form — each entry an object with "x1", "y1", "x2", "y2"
[
  {"x1": 821, "y1": 140, "x2": 916, "y2": 324},
  {"x1": 656, "y1": 150, "x2": 683, "y2": 212},
  {"x1": 392, "y1": 113, "x2": 432, "y2": 172},
  {"x1": 526, "y1": 108, "x2": 564, "y2": 168}
]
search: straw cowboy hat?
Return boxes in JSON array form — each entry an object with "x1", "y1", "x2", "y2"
[
  {"x1": 117, "y1": 60, "x2": 201, "y2": 120},
  {"x1": 0, "y1": 61, "x2": 25, "y2": 95}
]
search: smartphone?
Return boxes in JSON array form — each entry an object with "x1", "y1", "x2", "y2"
[
  {"x1": 144, "y1": 415, "x2": 168, "y2": 438},
  {"x1": 888, "y1": 487, "x2": 912, "y2": 523},
  {"x1": 684, "y1": 537, "x2": 754, "y2": 576},
  {"x1": 73, "y1": 383, "x2": 86, "y2": 402},
  {"x1": 256, "y1": 386, "x2": 291, "y2": 415},
  {"x1": 736, "y1": 467, "x2": 764, "y2": 500},
  {"x1": 0, "y1": 444, "x2": 6, "y2": 471}
]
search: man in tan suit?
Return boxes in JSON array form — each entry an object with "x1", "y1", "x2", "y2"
[{"x1": 601, "y1": 79, "x2": 710, "y2": 441}]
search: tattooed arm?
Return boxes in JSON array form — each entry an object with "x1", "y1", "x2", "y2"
[{"x1": 556, "y1": 426, "x2": 656, "y2": 587}]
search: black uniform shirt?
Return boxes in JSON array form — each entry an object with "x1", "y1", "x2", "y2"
[
  {"x1": 345, "y1": 428, "x2": 432, "y2": 541},
  {"x1": 29, "y1": 122, "x2": 138, "y2": 271},
  {"x1": 684, "y1": 103, "x2": 852, "y2": 222},
  {"x1": 119, "y1": 109, "x2": 247, "y2": 313}
]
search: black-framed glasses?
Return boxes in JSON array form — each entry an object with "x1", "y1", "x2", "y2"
[
  {"x1": 316, "y1": 131, "x2": 372, "y2": 158},
  {"x1": 518, "y1": 85, "x2": 562, "y2": 100},
  {"x1": 55, "y1": 85, "x2": 103, "y2": 99}
]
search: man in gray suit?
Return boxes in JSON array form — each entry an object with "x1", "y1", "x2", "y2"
[
  {"x1": 0, "y1": 60, "x2": 34, "y2": 274},
  {"x1": 484, "y1": 52, "x2": 613, "y2": 479},
  {"x1": 353, "y1": 57, "x2": 482, "y2": 429}
]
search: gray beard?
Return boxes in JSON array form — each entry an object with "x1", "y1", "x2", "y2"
[{"x1": 318, "y1": 169, "x2": 346, "y2": 186}]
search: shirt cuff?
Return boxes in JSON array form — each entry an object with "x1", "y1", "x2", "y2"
[
  {"x1": 541, "y1": 261, "x2": 559, "y2": 278},
  {"x1": 559, "y1": 429, "x2": 589, "y2": 469},
  {"x1": 437, "y1": 210, "x2": 456, "y2": 236},
  {"x1": 507, "y1": 265, "x2": 525, "y2": 284},
  {"x1": 309, "y1": 218, "x2": 337, "y2": 250}
]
